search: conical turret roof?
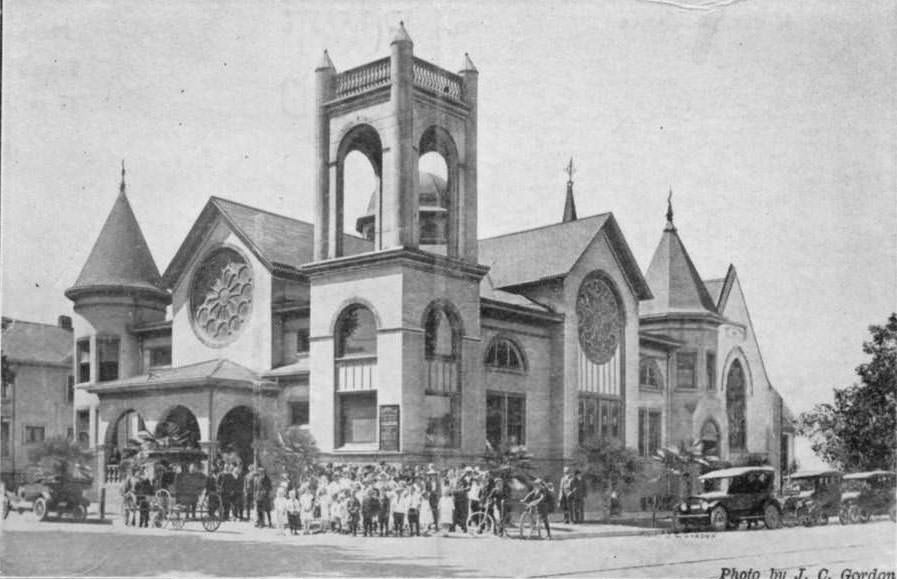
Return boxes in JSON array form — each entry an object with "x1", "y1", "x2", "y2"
[
  {"x1": 641, "y1": 204, "x2": 718, "y2": 318},
  {"x1": 66, "y1": 176, "x2": 168, "y2": 302}
]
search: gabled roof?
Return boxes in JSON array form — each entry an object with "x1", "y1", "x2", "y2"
[
  {"x1": 1, "y1": 318, "x2": 73, "y2": 366},
  {"x1": 65, "y1": 190, "x2": 167, "y2": 301},
  {"x1": 84, "y1": 359, "x2": 277, "y2": 394},
  {"x1": 641, "y1": 220, "x2": 719, "y2": 318},
  {"x1": 162, "y1": 197, "x2": 373, "y2": 288},
  {"x1": 478, "y1": 213, "x2": 652, "y2": 299}
]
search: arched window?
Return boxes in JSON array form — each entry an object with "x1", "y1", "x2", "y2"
[
  {"x1": 485, "y1": 337, "x2": 526, "y2": 372},
  {"x1": 336, "y1": 305, "x2": 377, "y2": 358},
  {"x1": 425, "y1": 309, "x2": 454, "y2": 359},
  {"x1": 701, "y1": 419, "x2": 720, "y2": 457},
  {"x1": 423, "y1": 303, "x2": 461, "y2": 448},
  {"x1": 639, "y1": 358, "x2": 663, "y2": 389},
  {"x1": 726, "y1": 359, "x2": 747, "y2": 451}
]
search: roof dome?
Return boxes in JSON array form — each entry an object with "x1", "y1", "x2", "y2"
[{"x1": 363, "y1": 171, "x2": 447, "y2": 215}]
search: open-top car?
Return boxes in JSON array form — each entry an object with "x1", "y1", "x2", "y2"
[
  {"x1": 9, "y1": 458, "x2": 93, "y2": 522},
  {"x1": 839, "y1": 470, "x2": 896, "y2": 524},
  {"x1": 779, "y1": 470, "x2": 842, "y2": 527},
  {"x1": 672, "y1": 466, "x2": 781, "y2": 532}
]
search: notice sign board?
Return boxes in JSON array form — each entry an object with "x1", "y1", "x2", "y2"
[{"x1": 379, "y1": 405, "x2": 400, "y2": 451}]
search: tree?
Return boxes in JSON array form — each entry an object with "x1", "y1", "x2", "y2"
[
  {"x1": 256, "y1": 426, "x2": 320, "y2": 481},
  {"x1": 574, "y1": 437, "x2": 643, "y2": 495},
  {"x1": 798, "y1": 313, "x2": 897, "y2": 471}
]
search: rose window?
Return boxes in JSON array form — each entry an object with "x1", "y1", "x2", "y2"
[
  {"x1": 190, "y1": 248, "x2": 253, "y2": 346},
  {"x1": 576, "y1": 274, "x2": 622, "y2": 365}
]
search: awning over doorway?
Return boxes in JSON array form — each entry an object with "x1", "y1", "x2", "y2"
[{"x1": 84, "y1": 359, "x2": 278, "y2": 394}]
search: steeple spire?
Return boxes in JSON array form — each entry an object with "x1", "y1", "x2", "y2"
[
  {"x1": 665, "y1": 187, "x2": 675, "y2": 231},
  {"x1": 563, "y1": 157, "x2": 577, "y2": 222}
]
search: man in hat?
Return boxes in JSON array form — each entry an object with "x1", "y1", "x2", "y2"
[
  {"x1": 571, "y1": 470, "x2": 586, "y2": 523},
  {"x1": 559, "y1": 466, "x2": 575, "y2": 524},
  {"x1": 425, "y1": 465, "x2": 441, "y2": 529}
]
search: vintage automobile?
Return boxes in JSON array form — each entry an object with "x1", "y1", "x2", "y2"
[
  {"x1": 672, "y1": 466, "x2": 782, "y2": 532},
  {"x1": 778, "y1": 470, "x2": 842, "y2": 526},
  {"x1": 839, "y1": 470, "x2": 896, "y2": 524},
  {"x1": 8, "y1": 459, "x2": 93, "y2": 522}
]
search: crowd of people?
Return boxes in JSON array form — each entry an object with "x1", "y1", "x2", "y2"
[{"x1": 121, "y1": 457, "x2": 586, "y2": 539}]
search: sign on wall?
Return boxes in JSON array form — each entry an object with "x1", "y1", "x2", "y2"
[{"x1": 379, "y1": 405, "x2": 400, "y2": 451}]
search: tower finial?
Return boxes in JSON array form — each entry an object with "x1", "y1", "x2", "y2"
[
  {"x1": 563, "y1": 157, "x2": 577, "y2": 222},
  {"x1": 120, "y1": 160, "x2": 126, "y2": 195},
  {"x1": 666, "y1": 186, "x2": 675, "y2": 230}
]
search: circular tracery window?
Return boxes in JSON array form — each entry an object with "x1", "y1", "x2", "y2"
[
  {"x1": 576, "y1": 273, "x2": 622, "y2": 365},
  {"x1": 190, "y1": 247, "x2": 253, "y2": 346}
]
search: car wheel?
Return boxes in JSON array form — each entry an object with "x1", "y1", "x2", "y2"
[
  {"x1": 33, "y1": 497, "x2": 48, "y2": 521},
  {"x1": 764, "y1": 504, "x2": 782, "y2": 530},
  {"x1": 71, "y1": 504, "x2": 87, "y2": 522},
  {"x1": 858, "y1": 508, "x2": 871, "y2": 524},
  {"x1": 839, "y1": 505, "x2": 851, "y2": 525},
  {"x1": 709, "y1": 506, "x2": 728, "y2": 532}
]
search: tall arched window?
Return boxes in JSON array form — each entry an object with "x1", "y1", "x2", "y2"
[
  {"x1": 336, "y1": 305, "x2": 378, "y2": 358},
  {"x1": 334, "y1": 304, "x2": 378, "y2": 447},
  {"x1": 423, "y1": 303, "x2": 460, "y2": 448},
  {"x1": 726, "y1": 359, "x2": 747, "y2": 451},
  {"x1": 485, "y1": 336, "x2": 526, "y2": 372}
]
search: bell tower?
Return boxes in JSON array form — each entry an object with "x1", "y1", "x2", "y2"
[
  {"x1": 313, "y1": 22, "x2": 479, "y2": 262},
  {"x1": 306, "y1": 24, "x2": 488, "y2": 460}
]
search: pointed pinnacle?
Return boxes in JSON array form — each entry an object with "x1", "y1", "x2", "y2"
[
  {"x1": 460, "y1": 52, "x2": 478, "y2": 73},
  {"x1": 120, "y1": 160, "x2": 127, "y2": 195},
  {"x1": 316, "y1": 49, "x2": 335, "y2": 71},
  {"x1": 666, "y1": 187, "x2": 675, "y2": 230},
  {"x1": 391, "y1": 21, "x2": 413, "y2": 45}
]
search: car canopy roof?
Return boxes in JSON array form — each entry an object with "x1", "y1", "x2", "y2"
[
  {"x1": 787, "y1": 470, "x2": 841, "y2": 479},
  {"x1": 699, "y1": 466, "x2": 775, "y2": 480},
  {"x1": 843, "y1": 470, "x2": 895, "y2": 480}
]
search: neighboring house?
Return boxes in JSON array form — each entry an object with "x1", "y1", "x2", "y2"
[
  {"x1": 66, "y1": 25, "x2": 794, "y2": 508},
  {"x1": 1, "y1": 316, "x2": 75, "y2": 486}
]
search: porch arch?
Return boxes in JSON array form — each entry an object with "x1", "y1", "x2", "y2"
[{"x1": 216, "y1": 405, "x2": 261, "y2": 467}]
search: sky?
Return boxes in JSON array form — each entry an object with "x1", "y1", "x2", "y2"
[{"x1": 2, "y1": 1, "x2": 895, "y2": 466}]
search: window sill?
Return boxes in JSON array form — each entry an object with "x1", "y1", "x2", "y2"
[{"x1": 334, "y1": 443, "x2": 379, "y2": 453}]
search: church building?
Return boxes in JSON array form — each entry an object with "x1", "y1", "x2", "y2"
[{"x1": 68, "y1": 24, "x2": 793, "y2": 506}]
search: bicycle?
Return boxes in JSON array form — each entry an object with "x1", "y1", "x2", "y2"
[
  {"x1": 518, "y1": 500, "x2": 544, "y2": 540},
  {"x1": 466, "y1": 508, "x2": 495, "y2": 537}
]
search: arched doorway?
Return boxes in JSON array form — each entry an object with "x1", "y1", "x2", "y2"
[
  {"x1": 726, "y1": 360, "x2": 747, "y2": 451},
  {"x1": 108, "y1": 409, "x2": 145, "y2": 463},
  {"x1": 156, "y1": 405, "x2": 201, "y2": 448},
  {"x1": 700, "y1": 420, "x2": 720, "y2": 457},
  {"x1": 217, "y1": 406, "x2": 260, "y2": 467}
]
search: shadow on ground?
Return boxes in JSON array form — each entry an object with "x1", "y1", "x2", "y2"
[{"x1": 0, "y1": 530, "x2": 476, "y2": 577}]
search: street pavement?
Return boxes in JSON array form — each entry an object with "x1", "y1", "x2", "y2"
[{"x1": 1, "y1": 512, "x2": 894, "y2": 577}]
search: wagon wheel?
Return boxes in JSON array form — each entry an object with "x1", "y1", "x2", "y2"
[
  {"x1": 155, "y1": 489, "x2": 172, "y2": 513},
  {"x1": 200, "y1": 493, "x2": 222, "y2": 532},
  {"x1": 33, "y1": 497, "x2": 49, "y2": 521},
  {"x1": 150, "y1": 507, "x2": 167, "y2": 528}
]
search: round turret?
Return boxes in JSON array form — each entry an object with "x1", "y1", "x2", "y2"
[{"x1": 355, "y1": 171, "x2": 449, "y2": 247}]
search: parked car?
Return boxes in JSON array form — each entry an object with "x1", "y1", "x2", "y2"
[
  {"x1": 778, "y1": 470, "x2": 842, "y2": 526},
  {"x1": 7, "y1": 458, "x2": 93, "y2": 522},
  {"x1": 839, "y1": 470, "x2": 896, "y2": 524},
  {"x1": 672, "y1": 466, "x2": 781, "y2": 532}
]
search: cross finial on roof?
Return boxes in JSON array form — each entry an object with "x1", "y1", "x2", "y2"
[
  {"x1": 563, "y1": 157, "x2": 577, "y2": 223},
  {"x1": 666, "y1": 187, "x2": 676, "y2": 231},
  {"x1": 120, "y1": 160, "x2": 127, "y2": 195}
]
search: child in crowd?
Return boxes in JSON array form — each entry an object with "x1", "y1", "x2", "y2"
[
  {"x1": 391, "y1": 485, "x2": 407, "y2": 536},
  {"x1": 332, "y1": 492, "x2": 345, "y2": 534},
  {"x1": 378, "y1": 487, "x2": 391, "y2": 537},
  {"x1": 438, "y1": 488, "x2": 454, "y2": 536},
  {"x1": 406, "y1": 484, "x2": 422, "y2": 537},
  {"x1": 273, "y1": 486, "x2": 289, "y2": 535},
  {"x1": 346, "y1": 492, "x2": 361, "y2": 536},
  {"x1": 286, "y1": 489, "x2": 301, "y2": 535},
  {"x1": 299, "y1": 485, "x2": 315, "y2": 535}
]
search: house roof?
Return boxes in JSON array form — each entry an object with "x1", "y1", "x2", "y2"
[
  {"x1": 478, "y1": 213, "x2": 652, "y2": 299},
  {"x1": 1, "y1": 318, "x2": 73, "y2": 366},
  {"x1": 641, "y1": 219, "x2": 719, "y2": 318},
  {"x1": 162, "y1": 197, "x2": 373, "y2": 287},
  {"x1": 84, "y1": 359, "x2": 277, "y2": 394},
  {"x1": 65, "y1": 190, "x2": 167, "y2": 301}
]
